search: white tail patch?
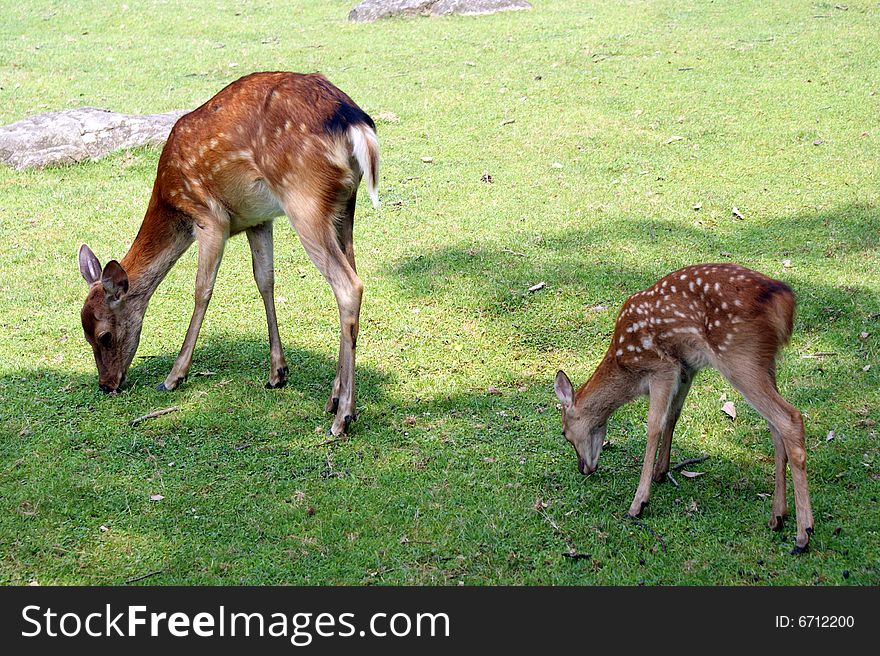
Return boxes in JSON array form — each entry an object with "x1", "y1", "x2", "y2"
[{"x1": 348, "y1": 124, "x2": 380, "y2": 208}]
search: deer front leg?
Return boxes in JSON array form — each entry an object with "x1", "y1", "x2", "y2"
[
  {"x1": 246, "y1": 221, "x2": 288, "y2": 389},
  {"x1": 652, "y1": 369, "x2": 693, "y2": 482},
  {"x1": 158, "y1": 222, "x2": 227, "y2": 391},
  {"x1": 629, "y1": 374, "x2": 677, "y2": 517}
]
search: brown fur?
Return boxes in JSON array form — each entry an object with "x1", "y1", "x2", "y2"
[
  {"x1": 556, "y1": 263, "x2": 814, "y2": 552},
  {"x1": 79, "y1": 72, "x2": 378, "y2": 436}
]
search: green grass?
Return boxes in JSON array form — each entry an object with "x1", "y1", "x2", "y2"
[{"x1": 1, "y1": 0, "x2": 878, "y2": 585}]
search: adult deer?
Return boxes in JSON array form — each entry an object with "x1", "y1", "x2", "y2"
[
  {"x1": 554, "y1": 264, "x2": 814, "y2": 552},
  {"x1": 78, "y1": 72, "x2": 379, "y2": 436}
]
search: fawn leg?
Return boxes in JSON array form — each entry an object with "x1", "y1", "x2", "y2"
[
  {"x1": 629, "y1": 371, "x2": 678, "y2": 517},
  {"x1": 653, "y1": 368, "x2": 694, "y2": 482}
]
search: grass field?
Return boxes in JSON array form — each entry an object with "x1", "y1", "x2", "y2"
[{"x1": 0, "y1": 0, "x2": 878, "y2": 585}]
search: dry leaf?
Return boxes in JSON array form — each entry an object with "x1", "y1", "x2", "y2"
[
  {"x1": 680, "y1": 470, "x2": 704, "y2": 478},
  {"x1": 149, "y1": 494, "x2": 164, "y2": 501},
  {"x1": 487, "y1": 386, "x2": 502, "y2": 395},
  {"x1": 399, "y1": 535, "x2": 409, "y2": 544},
  {"x1": 732, "y1": 206, "x2": 745, "y2": 220},
  {"x1": 663, "y1": 135, "x2": 684, "y2": 144},
  {"x1": 528, "y1": 281, "x2": 547, "y2": 293},
  {"x1": 481, "y1": 172, "x2": 493, "y2": 183},
  {"x1": 533, "y1": 498, "x2": 549, "y2": 511},
  {"x1": 813, "y1": 138, "x2": 824, "y2": 145},
  {"x1": 859, "y1": 331, "x2": 870, "y2": 340},
  {"x1": 420, "y1": 156, "x2": 433, "y2": 163},
  {"x1": 782, "y1": 259, "x2": 792, "y2": 268},
  {"x1": 692, "y1": 202, "x2": 702, "y2": 210},
  {"x1": 826, "y1": 430, "x2": 836, "y2": 441},
  {"x1": 550, "y1": 162, "x2": 563, "y2": 169},
  {"x1": 501, "y1": 118, "x2": 515, "y2": 126},
  {"x1": 863, "y1": 364, "x2": 871, "y2": 372},
  {"x1": 722, "y1": 401, "x2": 737, "y2": 420},
  {"x1": 99, "y1": 525, "x2": 109, "y2": 532}
]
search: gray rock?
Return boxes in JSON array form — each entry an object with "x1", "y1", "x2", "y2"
[
  {"x1": 348, "y1": 0, "x2": 532, "y2": 23},
  {"x1": 0, "y1": 107, "x2": 187, "y2": 170}
]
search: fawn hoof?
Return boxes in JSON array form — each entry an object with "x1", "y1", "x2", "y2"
[
  {"x1": 265, "y1": 366, "x2": 289, "y2": 389},
  {"x1": 768, "y1": 515, "x2": 785, "y2": 531},
  {"x1": 627, "y1": 501, "x2": 648, "y2": 518},
  {"x1": 328, "y1": 414, "x2": 354, "y2": 437},
  {"x1": 325, "y1": 396, "x2": 340, "y2": 414},
  {"x1": 790, "y1": 528, "x2": 812, "y2": 555},
  {"x1": 157, "y1": 376, "x2": 184, "y2": 392}
]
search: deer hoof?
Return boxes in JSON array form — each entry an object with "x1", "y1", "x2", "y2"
[
  {"x1": 343, "y1": 415, "x2": 353, "y2": 432},
  {"x1": 266, "y1": 367, "x2": 289, "y2": 389},
  {"x1": 790, "y1": 543, "x2": 809, "y2": 555},
  {"x1": 627, "y1": 501, "x2": 648, "y2": 518},
  {"x1": 325, "y1": 397, "x2": 340, "y2": 414},
  {"x1": 768, "y1": 515, "x2": 785, "y2": 531},
  {"x1": 155, "y1": 382, "x2": 167, "y2": 392}
]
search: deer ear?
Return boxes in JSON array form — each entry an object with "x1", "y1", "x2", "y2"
[
  {"x1": 555, "y1": 370, "x2": 574, "y2": 408},
  {"x1": 78, "y1": 244, "x2": 102, "y2": 285},
  {"x1": 101, "y1": 260, "x2": 129, "y2": 302}
]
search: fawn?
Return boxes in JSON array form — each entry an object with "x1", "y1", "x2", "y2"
[
  {"x1": 78, "y1": 72, "x2": 379, "y2": 436},
  {"x1": 555, "y1": 264, "x2": 814, "y2": 552}
]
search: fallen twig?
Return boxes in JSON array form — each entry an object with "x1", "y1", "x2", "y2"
[
  {"x1": 561, "y1": 551, "x2": 592, "y2": 560},
  {"x1": 666, "y1": 471, "x2": 679, "y2": 487},
  {"x1": 632, "y1": 520, "x2": 667, "y2": 552},
  {"x1": 125, "y1": 570, "x2": 162, "y2": 584},
  {"x1": 130, "y1": 406, "x2": 179, "y2": 426},
  {"x1": 800, "y1": 352, "x2": 837, "y2": 359},
  {"x1": 536, "y1": 508, "x2": 584, "y2": 559},
  {"x1": 501, "y1": 248, "x2": 528, "y2": 257},
  {"x1": 319, "y1": 434, "x2": 349, "y2": 447},
  {"x1": 672, "y1": 455, "x2": 709, "y2": 471}
]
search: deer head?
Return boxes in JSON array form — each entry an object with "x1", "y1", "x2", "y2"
[
  {"x1": 78, "y1": 244, "x2": 141, "y2": 393},
  {"x1": 554, "y1": 370, "x2": 608, "y2": 476}
]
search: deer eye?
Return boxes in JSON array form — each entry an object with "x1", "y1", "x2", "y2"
[{"x1": 98, "y1": 331, "x2": 112, "y2": 347}]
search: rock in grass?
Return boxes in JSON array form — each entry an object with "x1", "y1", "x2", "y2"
[
  {"x1": 348, "y1": 0, "x2": 532, "y2": 23},
  {"x1": 0, "y1": 107, "x2": 186, "y2": 169}
]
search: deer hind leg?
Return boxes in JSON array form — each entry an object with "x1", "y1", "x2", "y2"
[
  {"x1": 323, "y1": 193, "x2": 358, "y2": 413},
  {"x1": 246, "y1": 221, "x2": 288, "y2": 389},
  {"x1": 653, "y1": 368, "x2": 694, "y2": 483},
  {"x1": 159, "y1": 214, "x2": 228, "y2": 391},
  {"x1": 721, "y1": 361, "x2": 813, "y2": 552},
  {"x1": 284, "y1": 197, "x2": 362, "y2": 436},
  {"x1": 629, "y1": 370, "x2": 679, "y2": 517},
  {"x1": 766, "y1": 363, "x2": 788, "y2": 531}
]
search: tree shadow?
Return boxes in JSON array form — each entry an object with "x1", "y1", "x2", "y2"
[{"x1": 390, "y1": 203, "x2": 880, "y2": 354}]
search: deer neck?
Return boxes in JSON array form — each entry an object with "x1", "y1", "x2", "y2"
[
  {"x1": 120, "y1": 194, "x2": 192, "y2": 316},
  {"x1": 577, "y1": 354, "x2": 638, "y2": 424}
]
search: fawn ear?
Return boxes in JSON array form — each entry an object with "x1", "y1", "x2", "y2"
[
  {"x1": 79, "y1": 244, "x2": 102, "y2": 285},
  {"x1": 101, "y1": 260, "x2": 129, "y2": 303},
  {"x1": 555, "y1": 370, "x2": 574, "y2": 408}
]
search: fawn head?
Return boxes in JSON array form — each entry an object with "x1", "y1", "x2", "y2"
[
  {"x1": 78, "y1": 244, "x2": 139, "y2": 393},
  {"x1": 555, "y1": 370, "x2": 607, "y2": 476}
]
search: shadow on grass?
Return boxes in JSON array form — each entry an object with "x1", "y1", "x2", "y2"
[{"x1": 390, "y1": 202, "x2": 880, "y2": 320}]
